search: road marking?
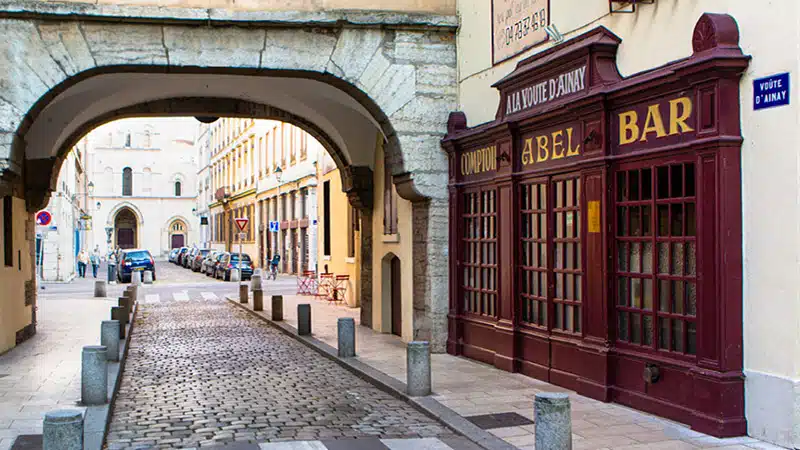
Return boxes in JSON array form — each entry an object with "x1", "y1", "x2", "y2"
[
  {"x1": 201, "y1": 292, "x2": 218, "y2": 300},
  {"x1": 144, "y1": 294, "x2": 159, "y2": 304},
  {"x1": 173, "y1": 291, "x2": 190, "y2": 302}
]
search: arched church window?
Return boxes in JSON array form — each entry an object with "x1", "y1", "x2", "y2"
[
  {"x1": 175, "y1": 181, "x2": 182, "y2": 197},
  {"x1": 125, "y1": 133, "x2": 131, "y2": 148},
  {"x1": 122, "y1": 167, "x2": 132, "y2": 196}
]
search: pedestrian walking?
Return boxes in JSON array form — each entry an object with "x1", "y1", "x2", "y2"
[
  {"x1": 107, "y1": 249, "x2": 117, "y2": 282},
  {"x1": 90, "y1": 249, "x2": 100, "y2": 278},
  {"x1": 77, "y1": 249, "x2": 89, "y2": 278}
]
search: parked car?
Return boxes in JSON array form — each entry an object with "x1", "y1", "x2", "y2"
[
  {"x1": 201, "y1": 251, "x2": 219, "y2": 275},
  {"x1": 168, "y1": 248, "x2": 180, "y2": 263},
  {"x1": 216, "y1": 253, "x2": 254, "y2": 281},
  {"x1": 176, "y1": 247, "x2": 190, "y2": 266},
  {"x1": 117, "y1": 249, "x2": 156, "y2": 283},
  {"x1": 182, "y1": 248, "x2": 197, "y2": 268},
  {"x1": 191, "y1": 249, "x2": 211, "y2": 272},
  {"x1": 175, "y1": 247, "x2": 191, "y2": 266}
]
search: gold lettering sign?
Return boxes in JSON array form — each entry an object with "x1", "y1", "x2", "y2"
[
  {"x1": 460, "y1": 145, "x2": 497, "y2": 177},
  {"x1": 521, "y1": 127, "x2": 581, "y2": 167},
  {"x1": 588, "y1": 201, "x2": 601, "y2": 233},
  {"x1": 618, "y1": 97, "x2": 694, "y2": 145}
]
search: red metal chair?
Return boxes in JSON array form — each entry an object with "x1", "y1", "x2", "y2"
[
  {"x1": 317, "y1": 273, "x2": 334, "y2": 300},
  {"x1": 297, "y1": 270, "x2": 317, "y2": 295},
  {"x1": 328, "y1": 275, "x2": 349, "y2": 305}
]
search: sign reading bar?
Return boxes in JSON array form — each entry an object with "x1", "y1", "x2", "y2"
[
  {"x1": 460, "y1": 145, "x2": 497, "y2": 177},
  {"x1": 753, "y1": 73, "x2": 790, "y2": 110},
  {"x1": 505, "y1": 66, "x2": 587, "y2": 116},
  {"x1": 493, "y1": 0, "x2": 549, "y2": 64}
]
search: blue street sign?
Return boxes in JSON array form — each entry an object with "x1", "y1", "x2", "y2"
[
  {"x1": 269, "y1": 221, "x2": 279, "y2": 232},
  {"x1": 754, "y1": 73, "x2": 790, "y2": 110}
]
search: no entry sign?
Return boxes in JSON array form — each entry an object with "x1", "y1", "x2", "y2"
[
  {"x1": 234, "y1": 217, "x2": 249, "y2": 232},
  {"x1": 35, "y1": 210, "x2": 52, "y2": 226}
]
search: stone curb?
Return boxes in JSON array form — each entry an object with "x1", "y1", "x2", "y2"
[
  {"x1": 84, "y1": 300, "x2": 139, "y2": 450},
  {"x1": 225, "y1": 296, "x2": 517, "y2": 450}
]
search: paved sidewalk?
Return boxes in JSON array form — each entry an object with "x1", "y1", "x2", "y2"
[
  {"x1": 265, "y1": 294, "x2": 785, "y2": 450},
  {"x1": 0, "y1": 295, "x2": 116, "y2": 450}
]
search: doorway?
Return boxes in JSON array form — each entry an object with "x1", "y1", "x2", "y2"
[
  {"x1": 115, "y1": 207, "x2": 137, "y2": 249},
  {"x1": 171, "y1": 234, "x2": 185, "y2": 248},
  {"x1": 390, "y1": 256, "x2": 402, "y2": 336}
]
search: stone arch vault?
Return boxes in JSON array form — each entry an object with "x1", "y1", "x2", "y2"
[{"x1": 0, "y1": 2, "x2": 456, "y2": 351}]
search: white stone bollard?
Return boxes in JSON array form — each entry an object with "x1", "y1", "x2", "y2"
[
  {"x1": 407, "y1": 341, "x2": 431, "y2": 397},
  {"x1": 93, "y1": 280, "x2": 107, "y2": 298},
  {"x1": 251, "y1": 274, "x2": 263, "y2": 292},
  {"x1": 230, "y1": 269, "x2": 241, "y2": 282},
  {"x1": 101, "y1": 321, "x2": 120, "y2": 362},
  {"x1": 81, "y1": 345, "x2": 108, "y2": 405},
  {"x1": 131, "y1": 271, "x2": 142, "y2": 286},
  {"x1": 43, "y1": 409, "x2": 83, "y2": 450},
  {"x1": 534, "y1": 392, "x2": 572, "y2": 450},
  {"x1": 337, "y1": 318, "x2": 356, "y2": 358},
  {"x1": 143, "y1": 270, "x2": 153, "y2": 284}
]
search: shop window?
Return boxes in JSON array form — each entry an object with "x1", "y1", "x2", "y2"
[
  {"x1": 615, "y1": 163, "x2": 697, "y2": 355},
  {"x1": 552, "y1": 177, "x2": 582, "y2": 333},
  {"x1": 461, "y1": 189, "x2": 497, "y2": 317},
  {"x1": 520, "y1": 182, "x2": 548, "y2": 327}
]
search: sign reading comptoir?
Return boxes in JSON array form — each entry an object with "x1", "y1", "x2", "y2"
[{"x1": 492, "y1": 0, "x2": 549, "y2": 64}]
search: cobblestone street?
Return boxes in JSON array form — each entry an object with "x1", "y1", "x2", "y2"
[{"x1": 105, "y1": 297, "x2": 455, "y2": 449}]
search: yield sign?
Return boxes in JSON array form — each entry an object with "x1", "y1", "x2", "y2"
[{"x1": 234, "y1": 217, "x2": 249, "y2": 231}]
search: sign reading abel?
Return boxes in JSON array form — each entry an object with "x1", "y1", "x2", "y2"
[
  {"x1": 521, "y1": 126, "x2": 582, "y2": 167},
  {"x1": 460, "y1": 145, "x2": 497, "y2": 177},
  {"x1": 492, "y1": 0, "x2": 548, "y2": 64},
  {"x1": 506, "y1": 66, "x2": 587, "y2": 116}
]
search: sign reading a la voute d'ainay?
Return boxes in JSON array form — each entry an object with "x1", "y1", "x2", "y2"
[{"x1": 492, "y1": 0, "x2": 549, "y2": 64}]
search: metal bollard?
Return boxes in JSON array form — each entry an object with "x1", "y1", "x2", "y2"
[
  {"x1": 272, "y1": 295, "x2": 283, "y2": 321},
  {"x1": 93, "y1": 280, "x2": 107, "y2": 298},
  {"x1": 407, "y1": 341, "x2": 431, "y2": 397},
  {"x1": 111, "y1": 307, "x2": 127, "y2": 339},
  {"x1": 337, "y1": 317, "x2": 356, "y2": 358},
  {"x1": 81, "y1": 346, "x2": 108, "y2": 405},
  {"x1": 101, "y1": 320, "x2": 120, "y2": 362},
  {"x1": 253, "y1": 289, "x2": 264, "y2": 311},
  {"x1": 43, "y1": 409, "x2": 83, "y2": 450},
  {"x1": 107, "y1": 264, "x2": 116, "y2": 284},
  {"x1": 143, "y1": 270, "x2": 153, "y2": 284},
  {"x1": 131, "y1": 271, "x2": 142, "y2": 286},
  {"x1": 239, "y1": 284, "x2": 248, "y2": 304},
  {"x1": 297, "y1": 304, "x2": 311, "y2": 336},
  {"x1": 534, "y1": 392, "x2": 572, "y2": 450},
  {"x1": 250, "y1": 274, "x2": 263, "y2": 292}
]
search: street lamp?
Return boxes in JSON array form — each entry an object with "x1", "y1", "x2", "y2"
[
  {"x1": 274, "y1": 166, "x2": 282, "y2": 272},
  {"x1": 88, "y1": 181, "x2": 95, "y2": 196}
]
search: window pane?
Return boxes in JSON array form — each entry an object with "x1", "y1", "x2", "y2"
[
  {"x1": 658, "y1": 317, "x2": 669, "y2": 349},
  {"x1": 565, "y1": 305, "x2": 573, "y2": 330},
  {"x1": 630, "y1": 242, "x2": 641, "y2": 273},
  {"x1": 618, "y1": 207, "x2": 628, "y2": 236},
  {"x1": 671, "y1": 204, "x2": 684, "y2": 236},
  {"x1": 630, "y1": 206, "x2": 641, "y2": 236},
  {"x1": 672, "y1": 243, "x2": 685, "y2": 276},
  {"x1": 629, "y1": 170, "x2": 640, "y2": 201},
  {"x1": 556, "y1": 273, "x2": 563, "y2": 298},
  {"x1": 657, "y1": 166, "x2": 670, "y2": 199},
  {"x1": 643, "y1": 315, "x2": 653, "y2": 346},
  {"x1": 642, "y1": 242, "x2": 653, "y2": 274},
  {"x1": 658, "y1": 205, "x2": 669, "y2": 236},
  {"x1": 687, "y1": 242, "x2": 696, "y2": 276},
  {"x1": 618, "y1": 277, "x2": 629, "y2": 306},
  {"x1": 617, "y1": 171, "x2": 627, "y2": 202},
  {"x1": 642, "y1": 205, "x2": 652, "y2": 236},
  {"x1": 671, "y1": 165, "x2": 684, "y2": 198},
  {"x1": 631, "y1": 278, "x2": 642, "y2": 309},
  {"x1": 555, "y1": 303, "x2": 563, "y2": 329},
  {"x1": 672, "y1": 320, "x2": 684, "y2": 352},
  {"x1": 687, "y1": 322, "x2": 697, "y2": 354},
  {"x1": 687, "y1": 282, "x2": 697, "y2": 316},
  {"x1": 658, "y1": 243, "x2": 669, "y2": 274},
  {"x1": 618, "y1": 242, "x2": 629, "y2": 272},
  {"x1": 566, "y1": 211, "x2": 575, "y2": 237},
  {"x1": 643, "y1": 279, "x2": 653, "y2": 310},
  {"x1": 659, "y1": 280, "x2": 669, "y2": 312},
  {"x1": 566, "y1": 179, "x2": 574, "y2": 207},
  {"x1": 686, "y1": 203, "x2": 697, "y2": 236},
  {"x1": 642, "y1": 169, "x2": 652, "y2": 200},
  {"x1": 631, "y1": 313, "x2": 641, "y2": 344},
  {"x1": 685, "y1": 164, "x2": 696, "y2": 197},
  {"x1": 556, "y1": 212, "x2": 563, "y2": 238},
  {"x1": 618, "y1": 311, "x2": 629, "y2": 341},
  {"x1": 575, "y1": 276, "x2": 582, "y2": 301},
  {"x1": 565, "y1": 273, "x2": 573, "y2": 299},
  {"x1": 672, "y1": 280, "x2": 685, "y2": 315}
]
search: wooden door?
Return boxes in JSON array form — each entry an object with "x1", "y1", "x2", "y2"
[
  {"x1": 117, "y1": 228, "x2": 135, "y2": 249},
  {"x1": 171, "y1": 234, "x2": 185, "y2": 249},
  {"x1": 391, "y1": 256, "x2": 402, "y2": 336}
]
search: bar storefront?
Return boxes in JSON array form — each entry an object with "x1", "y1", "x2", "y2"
[{"x1": 442, "y1": 13, "x2": 750, "y2": 437}]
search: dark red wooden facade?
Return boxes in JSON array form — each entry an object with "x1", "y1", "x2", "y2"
[{"x1": 442, "y1": 13, "x2": 750, "y2": 437}]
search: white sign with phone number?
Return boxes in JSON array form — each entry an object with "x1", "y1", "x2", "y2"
[{"x1": 493, "y1": 0, "x2": 549, "y2": 64}]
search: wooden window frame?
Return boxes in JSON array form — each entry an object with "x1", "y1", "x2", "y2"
[{"x1": 459, "y1": 186, "x2": 498, "y2": 318}]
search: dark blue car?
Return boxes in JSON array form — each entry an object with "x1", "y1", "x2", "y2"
[
  {"x1": 216, "y1": 253, "x2": 253, "y2": 281},
  {"x1": 118, "y1": 249, "x2": 156, "y2": 283}
]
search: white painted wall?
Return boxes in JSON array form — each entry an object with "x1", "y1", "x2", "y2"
[
  {"x1": 456, "y1": 0, "x2": 800, "y2": 446},
  {"x1": 86, "y1": 118, "x2": 200, "y2": 257}
]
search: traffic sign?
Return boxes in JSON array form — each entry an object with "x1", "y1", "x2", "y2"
[
  {"x1": 35, "y1": 210, "x2": 52, "y2": 226},
  {"x1": 234, "y1": 217, "x2": 249, "y2": 232},
  {"x1": 269, "y1": 221, "x2": 279, "y2": 232},
  {"x1": 238, "y1": 232, "x2": 247, "y2": 240}
]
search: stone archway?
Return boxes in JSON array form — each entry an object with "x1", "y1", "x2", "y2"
[
  {"x1": 0, "y1": 7, "x2": 457, "y2": 351},
  {"x1": 114, "y1": 207, "x2": 138, "y2": 249}
]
